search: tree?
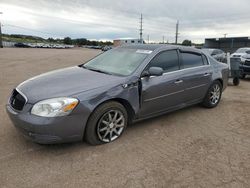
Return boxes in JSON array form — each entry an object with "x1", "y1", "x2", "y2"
[
  {"x1": 75, "y1": 38, "x2": 87, "y2": 46},
  {"x1": 63, "y1": 37, "x2": 72, "y2": 45},
  {"x1": 48, "y1": 37, "x2": 55, "y2": 42},
  {"x1": 182, "y1": 40, "x2": 192, "y2": 46}
]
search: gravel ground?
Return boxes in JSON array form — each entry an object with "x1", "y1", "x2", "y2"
[{"x1": 0, "y1": 48, "x2": 250, "y2": 188}]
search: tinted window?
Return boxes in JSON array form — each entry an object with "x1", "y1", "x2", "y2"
[
  {"x1": 181, "y1": 52, "x2": 204, "y2": 69},
  {"x1": 148, "y1": 50, "x2": 179, "y2": 73},
  {"x1": 211, "y1": 50, "x2": 217, "y2": 55}
]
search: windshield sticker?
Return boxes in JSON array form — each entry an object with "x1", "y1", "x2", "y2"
[{"x1": 136, "y1": 50, "x2": 152, "y2": 54}]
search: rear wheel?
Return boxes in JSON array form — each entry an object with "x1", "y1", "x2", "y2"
[
  {"x1": 85, "y1": 101, "x2": 128, "y2": 145},
  {"x1": 202, "y1": 81, "x2": 222, "y2": 108}
]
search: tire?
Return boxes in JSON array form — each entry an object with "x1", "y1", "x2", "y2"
[
  {"x1": 84, "y1": 101, "x2": 128, "y2": 145},
  {"x1": 202, "y1": 81, "x2": 222, "y2": 108},
  {"x1": 233, "y1": 77, "x2": 240, "y2": 86},
  {"x1": 240, "y1": 74, "x2": 246, "y2": 79}
]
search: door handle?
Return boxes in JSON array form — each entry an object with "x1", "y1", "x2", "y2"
[
  {"x1": 204, "y1": 73, "x2": 211, "y2": 77},
  {"x1": 174, "y1": 79, "x2": 183, "y2": 84}
]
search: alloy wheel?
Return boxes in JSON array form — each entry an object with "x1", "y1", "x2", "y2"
[
  {"x1": 210, "y1": 84, "x2": 221, "y2": 105},
  {"x1": 97, "y1": 110, "x2": 125, "y2": 142}
]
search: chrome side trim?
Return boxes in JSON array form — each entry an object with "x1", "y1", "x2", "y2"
[
  {"x1": 144, "y1": 90, "x2": 185, "y2": 102},
  {"x1": 141, "y1": 65, "x2": 211, "y2": 80},
  {"x1": 186, "y1": 84, "x2": 207, "y2": 91},
  {"x1": 163, "y1": 65, "x2": 211, "y2": 76}
]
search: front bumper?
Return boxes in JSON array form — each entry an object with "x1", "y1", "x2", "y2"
[{"x1": 6, "y1": 103, "x2": 89, "y2": 144}]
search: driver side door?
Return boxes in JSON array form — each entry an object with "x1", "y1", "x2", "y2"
[{"x1": 139, "y1": 49, "x2": 186, "y2": 117}]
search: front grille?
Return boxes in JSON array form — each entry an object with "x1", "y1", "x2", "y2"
[{"x1": 10, "y1": 89, "x2": 27, "y2": 111}]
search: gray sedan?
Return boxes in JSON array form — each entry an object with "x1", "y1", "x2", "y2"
[{"x1": 6, "y1": 45, "x2": 229, "y2": 145}]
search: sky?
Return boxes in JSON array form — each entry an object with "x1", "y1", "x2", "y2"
[{"x1": 1, "y1": 0, "x2": 250, "y2": 43}]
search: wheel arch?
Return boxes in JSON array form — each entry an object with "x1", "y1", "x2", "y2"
[
  {"x1": 214, "y1": 78, "x2": 223, "y2": 88},
  {"x1": 86, "y1": 98, "x2": 136, "y2": 128}
]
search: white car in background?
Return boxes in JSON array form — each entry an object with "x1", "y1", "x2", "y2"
[{"x1": 231, "y1": 47, "x2": 250, "y2": 63}]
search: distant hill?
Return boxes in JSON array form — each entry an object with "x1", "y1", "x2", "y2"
[
  {"x1": 2, "y1": 33, "x2": 113, "y2": 46},
  {"x1": 2, "y1": 34, "x2": 47, "y2": 43}
]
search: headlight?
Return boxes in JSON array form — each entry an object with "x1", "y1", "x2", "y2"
[
  {"x1": 31, "y1": 97, "x2": 79, "y2": 117},
  {"x1": 242, "y1": 55, "x2": 247, "y2": 59}
]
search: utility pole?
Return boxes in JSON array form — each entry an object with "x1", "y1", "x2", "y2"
[
  {"x1": 175, "y1": 20, "x2": 179, "y2": 44},
  {"x1": 147, "y1": 35, "x2": 149, "y2": 44},
  {"x1": 162, "y1": 36, "x2": 165, "y2": 44},
  {"x1": 139, "y1": 14, "x2": 143, "y2": 44},
  {"x1": 0, "y1": 12, "x2": 3, "y2": 48}
]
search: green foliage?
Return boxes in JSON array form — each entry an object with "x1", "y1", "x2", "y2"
[
  {"x1": 63, "y1": 37, "x2": 72, "y2": 45},
  {"x1": 182, "y1": 39, "x2": 192, "y2": 46}
]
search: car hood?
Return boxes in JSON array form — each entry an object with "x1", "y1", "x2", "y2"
[
  {"x1": 231, "y1": 53, "x2": 245, "y2": 57},
  {"x1": 17, "y1": 66, "x2": 125, "y2": 104}
]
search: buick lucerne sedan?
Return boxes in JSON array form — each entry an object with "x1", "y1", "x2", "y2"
[{"x1": 6, "y1": 45, "x2": 229, "y2": 145}]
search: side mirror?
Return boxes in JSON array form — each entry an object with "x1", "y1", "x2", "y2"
[{"x1": 142, "y1": 67, "x2": 163, "y2": 77}]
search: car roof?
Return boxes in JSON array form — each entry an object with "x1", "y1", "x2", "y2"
[
  {"x1": 119, "y1": 44, "x2": 201, "y2": 53},
  {"x1": 237, "y1": 47, "x2": 250, "y2": 50},
  {"x1": 202, "y1": 48, "x2": 218, "y2": 51}
]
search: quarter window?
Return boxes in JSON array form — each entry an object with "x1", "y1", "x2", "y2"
[
  {"x1": 202, "y1": 55, "x2": 209, "y2": 65},
  {"x1": 147, "y1": 50, "x2": 179, "y2": 73},
  {"x1": 181, "y1": 52, "x2": 204, "y2": 69}
]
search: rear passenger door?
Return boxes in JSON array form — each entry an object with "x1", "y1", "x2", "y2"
[{"x1": 179, "y1": 51, "x2": 212, "y2": 103}]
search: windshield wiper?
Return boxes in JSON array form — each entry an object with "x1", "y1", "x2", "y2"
[{"x1": 82, "y1": 65, "x2": 112, "y2": 75}]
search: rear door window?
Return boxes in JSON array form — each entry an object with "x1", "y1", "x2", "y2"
[{"x1": 180, "y1": 52, "x2": 204, "y2": 69}]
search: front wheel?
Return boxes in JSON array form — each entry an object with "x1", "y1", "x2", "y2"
[
  {"x1": 202, "y1": 81, "x2": 222, "y2": 108},
  {"x1": 233, "y1": 77, "x2": 240, "y2": 86},
  {"x1": 84, "y1": 101, "x2": 128, "y2": 145}
]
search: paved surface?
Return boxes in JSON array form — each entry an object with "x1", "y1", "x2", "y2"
[{"x1": 0, "y1": 48, "x2": 250, "y2": 188}]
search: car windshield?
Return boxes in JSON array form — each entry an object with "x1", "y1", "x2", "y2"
[
  {"x1": 236, "y1": 48, "x2": 250, "y2": 53},
  {"x1": 83, "y1": 48, "x2": 150, "y2": 76}
]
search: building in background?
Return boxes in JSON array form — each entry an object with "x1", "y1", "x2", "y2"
[
  {"x1": 113, "y1": 38, "x2": 143, "y2": 47},
  {"x1": 204, "y1": 37, "x2": 250, "y2": 53}
]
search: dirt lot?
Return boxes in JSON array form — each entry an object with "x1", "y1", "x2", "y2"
[{"x1": 0, "y1": 48, "x2": 250, "y2": 188}]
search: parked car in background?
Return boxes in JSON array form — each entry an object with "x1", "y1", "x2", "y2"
[
  {"x1": 102, "y1": 46, "x2": 112, "y2": 51},
  {"x1": 6, "y1": 45, "x2": 229, "y2": 145},
  {"x1": 231, "y1": 47, "x2": 250, "y2": 62},
  {"x1": 238, "y1": 50, "x2": 250, "y2": 78},
  {"x1": 14, "y1": 43, "x2": 30, "y2": 48},
  {"x1": 201, "y1": 48, "x2": 226, "y2": 62}
]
